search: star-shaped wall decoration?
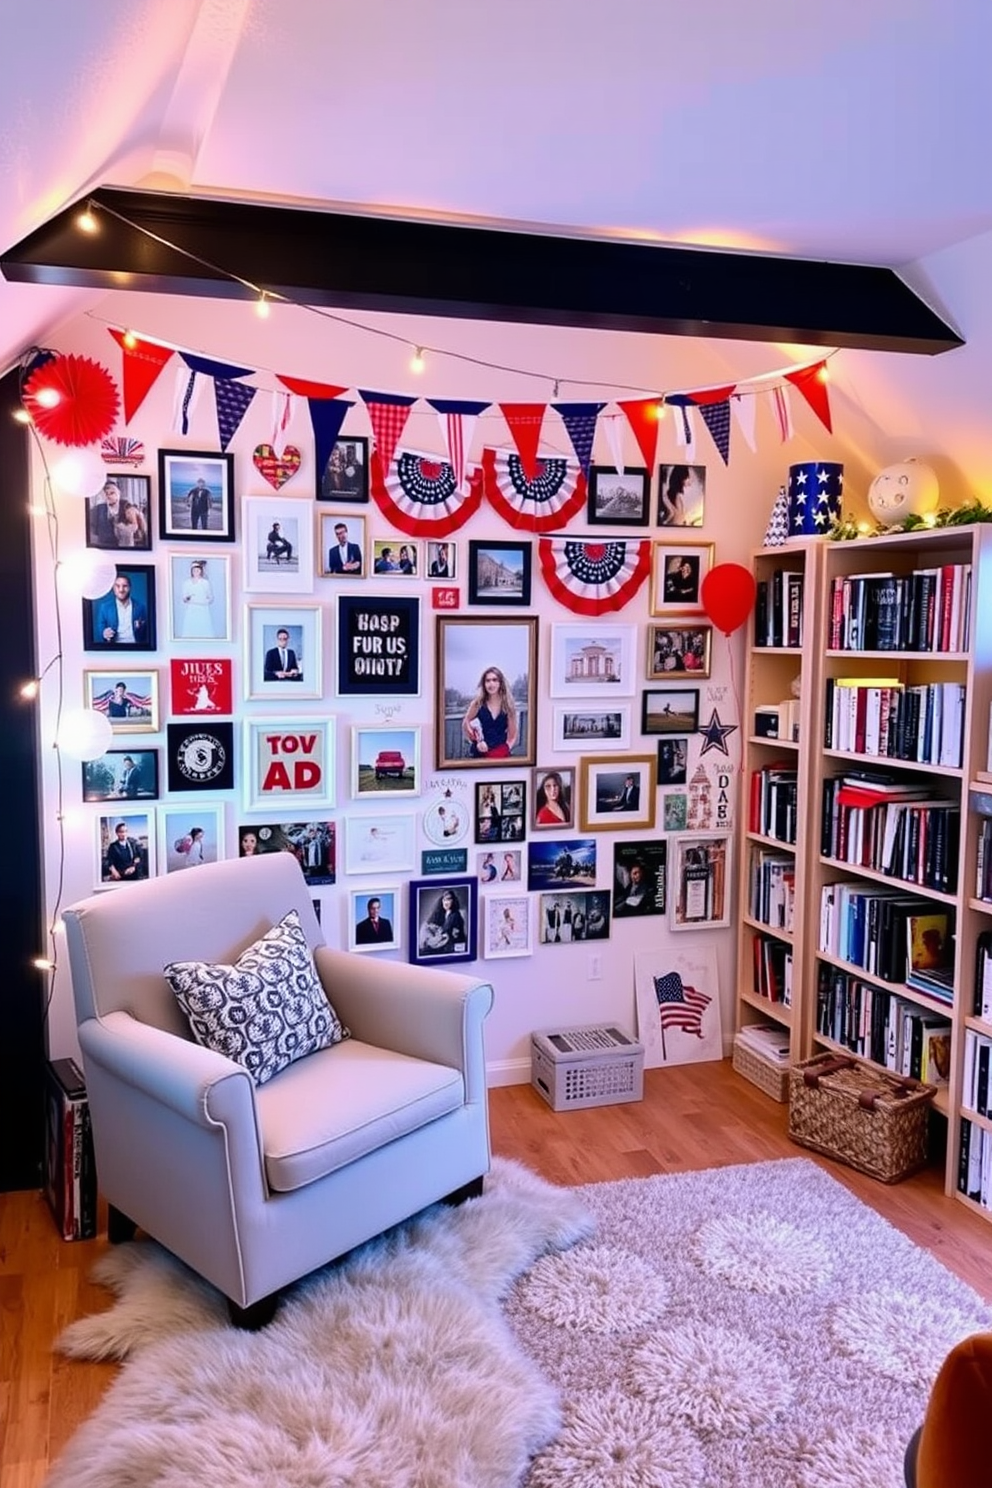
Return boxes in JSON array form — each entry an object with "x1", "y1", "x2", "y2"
[{"x1": 698, "y1": 708, "x2": 738, "y2": 756}]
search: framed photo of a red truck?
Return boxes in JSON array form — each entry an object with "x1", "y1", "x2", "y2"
[{"x1": 350, "y1": 727, "x2": 421, "y2": 799}]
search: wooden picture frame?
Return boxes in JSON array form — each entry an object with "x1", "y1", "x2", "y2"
[
  {"x1": 319, "y1": 513, "x2": 367, "y2": 578},
  {"x1": 587, "y1": 464, "x2": 650, "y2": 526},
  {"x1": 158, "y1": 450, "x2": 235, "y2": 542},
  {"x1": 530, "y1": 765, "x2": 576, "y2": 831},
  {"x1": 646, "y1": 624, "x2": 713, "y2": 680},
  {"x1": 408, "y1": 876, "x2": 477, "y2": 965},
  {"x1": 317, "y1": 435, "x2": 369, "y2": 503},
  {"x1": 435, "y1": 616, "x2": 538, "y2": 767},
  {"x1": 84, "y1": 668, "x2": 159, "y2": 732},
  {"x1": 467, "y1": 540, "x2": 532, "y2": 605},
  {"x1": 578, "y1": 753, "x2": 658, "y2": 832},
  {"x1": 650, "y1": 541, "x2": 713, "y2": 616}
]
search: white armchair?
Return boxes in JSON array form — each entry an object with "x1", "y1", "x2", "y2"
[{"x1": 62, "y1": 852, "x2": 493, "y2": 1326}]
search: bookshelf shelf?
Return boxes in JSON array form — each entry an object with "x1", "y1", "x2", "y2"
[
  {"x1": 739, "y1": 988, "x2": 792, "y2": 1025},
  {"x1": 818, "y1": 856, "x2": 959, "y2": 906},
  {"x1": 741, "y1": 913, "x2": 794, "y2": 942},
  {"x1": 822, "y1": 749, "x2": 964, "y2": 780}
]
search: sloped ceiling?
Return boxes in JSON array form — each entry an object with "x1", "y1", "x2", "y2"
[{"x1": 2, "y1": 0, "x2": 991, "y2": 379}]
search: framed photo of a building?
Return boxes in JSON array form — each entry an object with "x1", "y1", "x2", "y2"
[
  {"x1": 551, "y1": 704, "x2": 630, "y2": 752},
  {"x1": 467, "y1": 540, "x2": 532, "y2": 605},
  {"x1": 435, "y1": 616, "x2": 538, "y2": 768},
  {"x1": 578, "y1": 753, "x2": 658, "y2": 832},
  {"x1": 549, "y1": 624, "x2": 635, "y2": 698},
  {"x1": 157, "y1": 451, "x2": 235, "y2": 542},
  {"x1": 586, "y1": 465, "x2": 650, "y2": 526}
]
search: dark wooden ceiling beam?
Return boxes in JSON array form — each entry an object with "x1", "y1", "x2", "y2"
[{"x1": 0, "y1": 187, "x2": 963, "y2": 355}]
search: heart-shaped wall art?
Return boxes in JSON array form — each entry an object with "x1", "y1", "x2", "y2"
[{"x1": 253, "y1": 444, "x2": 302, "y2": 490}]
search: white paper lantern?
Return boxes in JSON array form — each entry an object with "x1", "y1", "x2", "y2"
[
  {"x1": 58, "y1": 550, "x2": 117, "y2": 601},
  {"x1": 56, "y1": 707, "x2": 112, "y2": 762},
  {"x1": 49, "y1": 445, "x2": 106, "y2": 500}
]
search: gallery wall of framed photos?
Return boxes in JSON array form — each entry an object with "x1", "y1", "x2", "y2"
[{"x1": 29, "y1": 299, "x2": 851, "y2": 1081}]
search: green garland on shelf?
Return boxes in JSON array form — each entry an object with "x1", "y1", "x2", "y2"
[{"x1": 827, "y1": 501, "x2": 992, "y2": 541}]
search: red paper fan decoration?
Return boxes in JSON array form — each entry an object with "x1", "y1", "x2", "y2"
[{"x1": 22, "y1": 354, "x2": 121, "y2": 446}]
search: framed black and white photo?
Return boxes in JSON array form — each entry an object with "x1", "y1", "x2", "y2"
[
  {"x1": 481, "y1": 892, "x2": 533, "y2": 959},
  {"x1": 642, "y1": 688, "x2": 700, "y2": 736},
  {"x1": 657, "y1": 737, "x2": 689, "y2": 786},
  {"x1": 350, "y1": 727, "x2": 420, "y2": 798},
  {"x1": 82, "y1": 564, "x2": 157, "y2": 652},
  {"x1": 336, "y1": 595, "x2": 420, "y2": 696},
  {"x1": 82, "y1": 748, "x2": 159, "y2": 803},
  {"x1": 646, "y1": 624, "x2": 712, "y2": 680},
  {"x1": 435, "y1": 616, "x2": 538, "y2": 767},
  {"x1": 549, "y1": 624, "x2": 635, "y2": 698},
  {"x1": 319, "y1": 513, "x2": 366, "y2": 578},
  {"x1": 245, "y1": 604, "x2": 323, "y2": 700},
  {"x1": 372, "y1": 537, "x2": 419, "y2": 577},
  {"x1": 587, "y1": 465, "x2": 650, "y2": 526},
  {"x1": 84, "y1": 669, "x2": 159, "y2": 732},
  {"x1": 612, "y1": 840, "x2": 667, "y2": 918},
  {"x1": 656, "y1": 463, "x2": 706, "y2": 527},
  {"x1": 318, "y1": 435, "x2": 369, "y2": 503},
  {"x1": 158, "y1": 450, "x2": 234, "y2": 542},
  {"x1": 669, "y1": 833, "x2": 731, "y2": 930},
  {"x1": 467, "y1": 540, "x2": 532, "y2": 605},
  {"x1": 349, "y1": 888, "x2": 401, "y2": 952},
  {"x1": 539, "y1": 889, "x2": 611, "y2": 944},
  {"x1": 551, "y1": 705, "x2": 630, "y2": 753},
  {"x1": 650, "y1": 541, "x2": 713, "y2": 616},
  {"x1": 243, "y1": 496, "x2": 313, "y2": 593},
  {"x1": 473, "y1": 779, "x2": 526, "y2": 844},
  {"x1": 578, "y1": 753, "x2": 658, "y2": 832},
  {"x1": 168, "y1": 554, "x2": 231, "y2": 642},
  {"x1": 409, "y1": 876, "x2": 477, "y2": 965},
  {"x1": 96, "y1": 812, "x2": 154, "y2": 889},
  {"x1": 159, "y1": 804, "x2": 224, "y2": 875},
  {"x1": 85, "y1": 473, "x2": 151, "y2": 550}
]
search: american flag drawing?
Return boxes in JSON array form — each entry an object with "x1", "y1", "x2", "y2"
[
  {"x1": 654, "y1": 972, "x2": 711, "y2": 1038},
  {"x1": 101, "y1": 436, "x2": 145, "y2": 466}
]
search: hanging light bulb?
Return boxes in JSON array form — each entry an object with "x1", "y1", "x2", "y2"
[
  {"x1": 816, "y1": 364, "x2": 830, "y2": 384},
  {"x1": 655, "y1": 401, "x2": 666, "y2": 419},
  {"x1": 410, "y1": 347, "x2": 426, "y2": 374},
  {"x1": 34, "y1": 386, "x2": 61, "y2": 408},
  {"x1": 19, "y1": 679, "x2": 40, "y2": 699},
  {"x1": 50, "y1": 446, "x2": 107, "y2": 499},
  {"x1": 122, "y1": 329, "x2": 138, "y2": 350},
  {"x1": 76, "y1": 206, "x2": 99, "y2": 234},
  {"x1": 12, "y1": 406, "x2": 32, "y2": 424},
  {"x1": 255, "y1": 291, "x2": 270, "y2": 319},
  {"x1": 58, "y1": 550, "x2": 117, "y2": 601},
  {"x1": 32, "y1": 956, "x2": 55, "y2": 971}
]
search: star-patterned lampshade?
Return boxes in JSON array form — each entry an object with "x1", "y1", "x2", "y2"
[{"x1": 787, "y1": 462, "x2": 844, "y2": 536}]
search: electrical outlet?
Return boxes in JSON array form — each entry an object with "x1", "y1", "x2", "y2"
[{"x1": 588, "y1": 953, "x2": 602, "y2": 980}]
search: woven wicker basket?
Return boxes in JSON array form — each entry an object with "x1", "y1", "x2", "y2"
[
  {"x1": 732, "y1": 1034, "x2": 789, "y2": 1103},
  {"x1": 788, "y1": 1052, "x2": 936, "y2": 1184}
]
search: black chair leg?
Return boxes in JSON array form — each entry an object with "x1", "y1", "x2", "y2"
[
  {"x1": 227, "y1": 1293, "x2": 280, "y2": 1331},
  {"x1": 107, "y1": 1204, "x2": 137, "y2": 1244},
  {"x1": 441, "y1": 1175, "x2": 485, "y2": 1207}
]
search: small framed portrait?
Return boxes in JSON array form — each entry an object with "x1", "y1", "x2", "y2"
[
  {"x1": 657, "y1": 464, "x2": 706, "y2": 527},
  {"x1": 551, "y1": 705, "x2": 630, "y2": 753},
  {"x1": 467, "y1": 541, "x2": 532, "y2": 605},
  {"x1": 243, "y1": 496, "x2": 313, "y2": 593},
  {"x1": 349, "y1": 888, "x2": 401, "y2": 952},
  {"x1": 85, "y1": 474, "x2": 151, "y2": 550},
  {"x1": 650, "y1": 542, "x2": 713, "y2": 616},
  {"x1": 539, "y1": 889, "x2": 611, "y2": 944},
  {"x1": 426, "y1": 541, "x2": 456, "y2": 580},
  {"x1": 531, "y1": 766, "x2": 576, "y2": 832},
  {"x1": 243, "y1": 718, "x2": 334, "y2": 812},
  {"x1": 245, "y1": 604, "x2": 323, "y2": 700},
  {"x1": 422, "y1": 794, "x2": 470, "y2": 847},
  {"x1": 587, "y1": 465, "x2": 650, "y2": 527},
  {"x1": 482, "y1": 892, "x2": 533, "y2": 959},
  {"x1": 579, "y1": 754, "x2": 658, "y2": 833},
  {"x1": 642, "y1": 689, "x2": 700, "y2": 736},
  {"x1": 549, "y1": 624, "x2": 636, "y2": 698},
  {"x1": 344, "y1": 814, "x2": 416, "y2": 875},
  {"x1": 337, "y1": 595, "x2": 420, "y2": 697},
  {"x1": 409, "y1": 876, "x2": 477, "y2": 965},
  {"x1": 159, "y1": 804, "x2": 224, "y2": 875},
  {"x1": 96, "y1": 812, "x2": 154, "y2": 888},
  {"x1": 84, "y1": 669, "x2": 159, "y2": 732},
  {"x1": 657, "y1": 737, "x2": 689, "y2": 787},
  {"x1": 646, "y1": 624, "x2": 712, "y2": 680},
  {"x1": 168, "y1": 554, "x2": 231, "y2": 642},
  {"x1": 157, "y1": 451, "x2": 235, "y2": 542},
  {"x1": 318, "y1": 436, "x2": 369, "y2": 503},
  {"x1": 473, "y1": 779, "x2": 527, "y2": 844},
  {"x1": 170, "y1": 658, "x2": 233, "y2": 717},
  {"x1": 372, "y1": 538, "x2": 420, "y2": 577},
  {"x1": 526, "y1": 837, "x2": 596, "y2": 893},
  {"x1": 669, "y1": 833, "x2": 731, "y2": 931},
  {"x1": 319, "y1": 514, "x2": 367, "y2": 578},
  {"x1": 477, "y1": 847, "x2": 522, "y2": 884},
  {"x1": 351, "y1": 727, "x2": 421, "y2": 798},
  {"x1": 435, "y1": 616, "x2": 538, "y2": 768},
  {"x1": 82, "y1": 564, "x2": 157, "y2": 652},
  {"x1": 238, "y1": 821, "x2": 336, "y2": 886},
  {"x1": 612, "y1": 840, "x2": 667, "y2": 918},
  {"x1": 166, "y1": 721, "x2": 235, "y2": 794},
  {"x1": 663, "y1": 791, "x2": 689, "y2": 832},
  {"x1": 82, "y1": 748, "x2": 159, "y2": 803}
]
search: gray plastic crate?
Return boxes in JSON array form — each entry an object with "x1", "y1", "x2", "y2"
[{"x1": 531, "y1": 1023, "x2": 644, "y2": 1111}]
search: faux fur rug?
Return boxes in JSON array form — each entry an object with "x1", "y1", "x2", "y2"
[{"x1": 49, "y1": 1158, "x2": 992, "y2": 1488}]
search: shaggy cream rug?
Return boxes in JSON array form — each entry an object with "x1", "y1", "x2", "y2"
[{"x1": 50, "y1": 1157, "x2": 992, "y2": 1488}]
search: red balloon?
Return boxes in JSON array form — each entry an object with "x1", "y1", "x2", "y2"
[{"x1": 701, "y1": 563, "x2": 757, "y2": 636}]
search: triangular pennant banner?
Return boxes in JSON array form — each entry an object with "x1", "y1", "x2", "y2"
[
  {"x1": 108, "y1": 330, "x2": 174, "y2": 424},
  {"x1": 783, "y1": 361, "x2": 833, "y2": 433},
  {"x1": 697, "y1": 399, "x2": 731, "y2": 465},
  {"x1": 276, "y1": 375, "x2": 350, "y2": 400},
  {"x1": 688, "y1": 384, "x2": 736, "y2": 407},
  {"x1": 180, "y1": 352, "x2": 254, "y2": 381},
  {"x1": 617, "y1": 398, "x2": 662, "y2": 472},
  {"x1": 665, "y1": 395, "x2": 696, "y2": 455},
  {"x1": 359, "y1": 390, "x2": 417, "y2": 482},
  {"x1": 173, "y1": 366, "x2": 204, "y2": 435},
  {"x1": 498, "y1": 403, "x2": 546, "y2": 483},
  {"x1": 553, "y1": 402, "x2": 606, "y2": 478},
  {"x1": 731, "y1": 392, "x2": 758, "y2": 453},
  {"x1": 771, "y1": 385, "x2": 794, "y2": 443},
  {"x1": 601, "y1": 411, "x2": 626, "y2": 474},
  {"x1": 271, "y1": 389, "x2": 294, "y2": 445},
  {"x1": 214, "y1": 378, "x2": 257, "y2": 453},
  {"x1": 308, "y1": 398, "x2": 355, "y2": 486},
  {"x1": 427, "y1": 399, "x2": 490, "y2": 492}
]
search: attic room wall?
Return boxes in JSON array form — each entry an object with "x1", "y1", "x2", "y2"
[{"x1": 25, "y1": 293, "x2": 896, "y2": 1080}]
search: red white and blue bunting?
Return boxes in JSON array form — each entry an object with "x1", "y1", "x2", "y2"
[
  {"x1": 373, "y1": 449, "x2": 484, "y2": 536},
  {"x1": 538, "y1": 537, "x2": 651, "y2": 615},
  {"x1": 481, "y1": 448, "x2": 587, "y2": 532}
]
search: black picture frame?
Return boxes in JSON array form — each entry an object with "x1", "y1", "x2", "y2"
[
  {"x1": 158, "y1": 449, "x2": 236, "y2": 542},
  {"x1": 166, "y1": 721, "x2": 235, "y2": 793},
  {"x1": 473, "y1": 779, "x2": 527, "y2": 844},
  {"x1": 612, "y1": 840, "x2": 667, "y2": 918},
  {"x1": 85, "y1": 474, "x2": 152, "y2": 550},
  {"x1": 467, "y1": 540, "x2": 532, "y2": 606},
  {"x1": 587, "y1": 464, "x2": 650, "y2": 526},
  {"x1": 657, "y1": 736, "x2": 689, "y2": 786},
  {"x1": 641, "y1": 688, "x2": 700, "y2": 736},
  {"x1": 81, "y1": 748, "x2": 159, "y2": 803},
  {"x1": 408, "y1": 876, "x2": 478, "y2": 965},
  {"x1": 237, "y1": 820, "x2": 336, "y2": 887},
  {"x1": 317, "y1": 435, "x2": 370, "y2": 503},
  {"x1": 336, "y1": 594, "x2": 420, "y2": 696},
  {"x1": 82, "y1": 564, "x2": 157, "y2": 652}
]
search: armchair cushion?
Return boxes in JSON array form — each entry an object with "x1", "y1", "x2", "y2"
[{"x1": 165, "y1": 909, "x2": 348, "y2": 1085}]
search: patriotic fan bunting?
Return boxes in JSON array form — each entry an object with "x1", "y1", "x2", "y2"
[
  {"x1": 482, "y1": 448, "x2": 587, "y2": 532},
  {"x1": 538, "y1": 537, "x2": 651, "y2": 615},
  {"x1": 372, "y1": 449, "x2": 483, "y2": 536},
  {"x1": 360, "y1": 390, "x2": 416, "y2": 484},
  {"x1": 22, "y1": 354, "x2": 120, "y2": 446}
]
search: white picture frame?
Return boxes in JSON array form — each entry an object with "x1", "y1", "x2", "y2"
[
  {"x1": 481, "y1": 892, "x2": 533, "y2": 959},
  {"x1": 348, "y1": 887, "x2": 402, "y2": 953},
  {"x1": 668, "y1": 833, "x2": 732, "y2": 931},
  {"x1": 551, "y1": 704, "x2": 630, "y2": 752},
  {"x1": 344, "y1": 813, "x2": 417, "y2": 875},
  {"x1": 242, "y1": 496, "x2": 314, "y2": 594},
  {"x1": 159, "y1": 803, "x2": 224, "y2": 875},
  {"x1": 548, "y1": 623, "x2": 636, "y2": 697},
  {"x1": 168, "y1": 553, "x2": 232, "y2": 642},
  {"x1": 95, "y1": 811, "x2": 155, "y2": 889},
  {"x1": 244, "y1": 603, "x2": 323, "y2": 700},
  {"x1": 243, "y1": 718, "x2": 334, "y2": 812},
  {"x1": 350, "y1": 726, "x2": 421, "y2": 799}
]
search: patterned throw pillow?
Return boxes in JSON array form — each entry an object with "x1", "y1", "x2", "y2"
[{"x1": 165, "y1": 909, "x2": 347, "y2": 1085}]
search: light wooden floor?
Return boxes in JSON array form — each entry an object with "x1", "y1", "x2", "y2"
[{"x1": 3, "y1": 1058, "x2": 991, "y2": 1487}]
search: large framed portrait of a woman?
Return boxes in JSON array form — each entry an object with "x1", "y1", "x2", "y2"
[{"x1": 435, "y1": 616, "x2": 538, "y2": 769}]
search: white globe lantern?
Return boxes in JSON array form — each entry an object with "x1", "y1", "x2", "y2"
[
  {"x1": 56, "y1": 707, "x2": 112, "y2": 762},
  {"x1": 58, "y1": 550, "x2": 117, "y2": 601},
  {"x1": 49, "y1": 446, "x2": 106, "y2": 500}
]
